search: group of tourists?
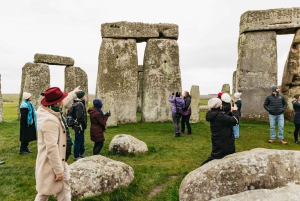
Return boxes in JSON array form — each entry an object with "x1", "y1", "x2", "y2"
[
  {"x1": 169, "y1": 91, "x2": 192, "y2": 137},
  {"x1": 19, "y1": 86, "x2": 110, "y2": 200}
]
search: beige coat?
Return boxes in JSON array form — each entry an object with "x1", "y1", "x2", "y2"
[{"x1": 35, "y1": 91, "x2": 76, "y2": 195}]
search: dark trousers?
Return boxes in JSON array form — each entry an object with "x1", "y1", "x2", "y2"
[
  {"x1": 93, "y1": 141, "x2": 104, "y2": 155},
  {"x1": 20, "y1": 142, "x2": 29, "y2": 151},
  {"x1": 74, "y1": 130, "x2": 85, "y2": 158},
  {"x1": 181, "y1": 114, "x2": 192, "y2": 134},
  {"x1": 294, "y1": 123, "x2": 300, "y2": 142}
]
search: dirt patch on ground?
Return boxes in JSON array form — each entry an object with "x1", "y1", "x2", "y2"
[{"x1": 148, "y1": 184, "x2": 163, "y2": 198}]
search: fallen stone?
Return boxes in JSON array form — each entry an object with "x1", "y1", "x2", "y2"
[{"x1": 109, "y1": 134, "x2": 148, "y2": 155}]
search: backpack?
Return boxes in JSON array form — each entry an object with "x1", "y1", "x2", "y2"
[{"x1": 66, "y1": 102, "x2": 82, "y2": 128}]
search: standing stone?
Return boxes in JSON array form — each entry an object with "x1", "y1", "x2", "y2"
[
  {"x1": 99, "y1": 93, "x2": 117, "y2": 127},
  {"x1": 18, "y1": 62, "x2": 50, "y2": 117},
  {"x1": 221, "y1": 84, "x2": 230, "y2": 94},
  {"x1": 281, "y1": 29, "x2": 300, "y2": 121},
  {"x1": 190, "y1": 85, "x2": 200, "y2": 123},
  {"x1": 0, "y1": 74, "x2": 3, "y2": 123},
  {"x1": 96, "y1": 38, "x2": 138, "y2": 124},
  {"x1": 232, "y1": 71, "x2": 237, "y2": 95},
  {"x1": 64, "y1": 66, "x2": 89, "y2": 112},
  {"x1": 137, "y1": 65, "x2": 143, "y2": 113},
  {"x1": 236, "y1": 31, "x2": 277, "y2": 120},
  {"x1": 142, "y1": 39, "x2": 181, "y2": 122}
]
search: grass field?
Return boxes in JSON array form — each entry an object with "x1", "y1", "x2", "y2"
[{"x1": 0, "y1": 94, "x2": 298, "y2": 201}]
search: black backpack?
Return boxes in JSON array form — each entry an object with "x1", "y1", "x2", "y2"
[{"x1": 66, "y1": 102, "x2": 81, "y2": 127}]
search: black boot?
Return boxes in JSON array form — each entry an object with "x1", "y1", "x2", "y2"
[{"x1": 173, "y1": 133, "x2": 179, "y2": 138}]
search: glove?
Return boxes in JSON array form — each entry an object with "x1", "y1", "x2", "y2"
[
  {"x1": 105, "y1": 111, "x2": 111, "y2": 117},
  {"x1": 172, "y1": 93, "x2": 174, "y2": 95}
]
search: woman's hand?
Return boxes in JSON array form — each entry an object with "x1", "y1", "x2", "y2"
[
  {"x1": 74, "y1": 86, "x2": 82, "y2": 94},
  {"x1": 231, "y1": 104, "x2": 238, "y2": 112},
  {"x1": 55, "y1": 172, "x2": 64, "y2": 181}
]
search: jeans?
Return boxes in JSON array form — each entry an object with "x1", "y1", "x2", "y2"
[
  {"x1": 172, "y1": 113, "x2": 181, "y2": 134},
  {"x1": 233, "y1": 124, "x2": 239, "y2": 138},
  {"x1": 181, "y1": 114, "x2": 191, "y2": 134},
  {"x1": 74, "y1": 130, "x2": 85, "y2": 158},
  {"x1": 269, "y1": 114, "x2": 284, "y2": 140}
]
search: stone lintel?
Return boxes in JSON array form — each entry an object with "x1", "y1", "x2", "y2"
[
  {"x1": 240, "y1": 7, "x2": 300, "y2": 34},
  {"x1": 101, "y1": 21, "x2": 178, "y2": 42},
  {"x1": 34, "y1": 53, "x2": 74, "y2": 66}
]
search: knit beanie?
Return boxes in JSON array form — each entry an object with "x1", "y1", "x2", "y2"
[
  {"x1": 221, "y1": 93, "x2": 231, "y2": 103},
  {"x1": 93, "y1": 98, "x2": 102, "y2": 108},
  {"x1": 208, "y1": 98, "x2": 222, "y2": 109},
  {"x1": 217, "y1": 92, "x2": 223, "y2": 99},
  {"x1": 77, "y1": 91, "x2": 85, "y2": 99},
  {"x1": 271, "y1": 86, "x2": 278, "y2": 92},
  {"x1": 234, "y1": 92, "x2": 242, "y2": 99},
  {"x1": 22, "y1": 92, "x2": 32, "y2": 100}
]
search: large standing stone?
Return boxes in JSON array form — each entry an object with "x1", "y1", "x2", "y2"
[
  {"x1": 179, "y1": 148, "x2": 300, "y2": 201},
  {"x1": 18, "y1": 62, "x2": 50, "y2": 117},
  {"x1": 69, "y1": 155, "x2": 134, "y2": 199},
  {"x1": 34, "y1": 53, "x2": 74, "y2": 66},
  {"x1": 190, "y1": 85, "x2": 200, "y2": 123},
  {"x1": 98, "y1": 93, "x2": 117, "y2": 127},
  {"x1": 236, "y1": 31, "x2": 277, "y2": 120},
  {"x1": 221, "y1": 84, "x2": 230, "y2": 94},
  {"x1": 142, "y1": 39, "x2": 181, "y2": 122},
  {"x1": 64, "y1": 66, "x2": 89, "y2": 112},
  {"x1": 96, "y1": 38, "x2": 138, "y2": 124},
  {"x1": 101, "y1": 21, "x2": 178, "y2": 42},
  {"x1": 0, "y1": 74, "x2": 3, "y2": 123},
  {"x1": 137, "y1": 65, "x2": 143, "y2": 113},
  {"x1": 232, "y1": 71, "x2": 237, "y2": 94},
  {"x1": 240, "y1": 8, "x2": 300, "y2": 35},
  {"x1": 281, "y1": 29, "x2": 300, "y2": 121}
]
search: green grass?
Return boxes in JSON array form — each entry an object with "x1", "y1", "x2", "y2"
[{"x1": 0, "y1": 96, "x2": 298, "y2": 201}]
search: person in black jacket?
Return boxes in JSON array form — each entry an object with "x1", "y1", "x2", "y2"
[
  {"x1": 181, "y1": 91, "x2": 192, "y2": 135},
  {"x1": 72, "y1": 91, "x2": 87, "y2": 160},
  {"x1": 292, "y1": 94, "x2": 300, "y2": 144},
  {"x1": 263, "y1": 86, "x2": 288, "y2": 144},
  {"x1": 200, "y1": 95, "x2": 239, "y2": 166}
]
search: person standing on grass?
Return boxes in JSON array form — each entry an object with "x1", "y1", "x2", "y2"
[
  {"x1": 181, "y1": 91, "x2": 192, "y2": 135},
  {"x1": 169, "y1": 91, "x2": 185, "y2": 137},
  {"x1": 232, "y1": 92, "x2": 242, "y2": 139},
  {"x1": 200, "y1": 95, "x2": 239, "y2": 166},
  {"x1": 292, "y1": 94, "x2": 300, "y2": 144},
  {"x1": 263, "y1": 86, "x2": 288, "y2": 144},
  {"x1": 71, "y1": 91, "x2": 87, "y2": 161},
  {"x1": 88, "y1": 98, "x2": 110, "y2": 155},
  {"x1": 19, "y1": 92, "x2": 37, "y2": 155},
  {"x1": 34, "y1": 86, "x2": 81, "y2": 201}
]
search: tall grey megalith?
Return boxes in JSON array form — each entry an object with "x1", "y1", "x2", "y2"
[
  {"x1": 142, "y1": 39, "x2": 181, "y2": 122},
  {"x1": 96, "y1": 38, "x2": 138, "y2": 124},
  {"x1": 190, "y1": 85, "x2": 200, "y2": 123}
]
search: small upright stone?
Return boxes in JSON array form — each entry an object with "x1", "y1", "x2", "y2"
[
  {"x1": 221, "y1": 84, "x2": 230, "y2": 94},
  {"x1": 34, "y1": 53, "x2": 74, "y2": 66},
  {"x1": 190, "y1": 85, "x2": 200, "y2": 123}
]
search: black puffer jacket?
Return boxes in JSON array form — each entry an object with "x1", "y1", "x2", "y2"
[
  {"x1": 206, "y1": 108, "x2": 239, "y2": 159},
  {"x1": 263, "y1": 93, "x2": 287, "y2": 115},
  {"x1": 293, "y1": 101, "x2": 300, "y2": 124}
]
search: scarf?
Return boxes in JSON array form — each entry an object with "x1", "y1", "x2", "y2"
[{"x1": 20, "y1": 100, "x2": 37, "y2": 129}]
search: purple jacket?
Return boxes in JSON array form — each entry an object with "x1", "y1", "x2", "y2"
[{"x1": 169, "y1": 95, "x2": 185, "y2": 114}]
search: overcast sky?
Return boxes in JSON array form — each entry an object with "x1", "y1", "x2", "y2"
[{"x1": 0, "y1": 0, "x2": 299, "y2": 94}]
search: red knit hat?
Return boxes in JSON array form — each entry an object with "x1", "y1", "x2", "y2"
[{"x1": 217, "y1": 92, "x2": 223, "y2": 98}]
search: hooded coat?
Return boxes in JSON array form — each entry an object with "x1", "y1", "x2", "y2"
[
  {"x1": 88, "y1": 107, "x2": 108, "y2": 142},
  {"x1": 206, "y1": 108, "x2": 239, "y2": 159}
]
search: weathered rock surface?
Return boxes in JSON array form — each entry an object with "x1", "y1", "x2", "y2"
[
  {"x1": 142, "y1": 39, "x2": 181, "y2": 122},
  {"x1": 211, "y1": 183, "x2": 300, "y2": 201},
  {"x1": 221, "y1": 84, "x2": 230, "y2": 94},
  {"x1": 179, "y1": 148, "x2": 300, "y2": 201},
  {"x1": 109, "y1": 134, "x2": 148, "y2": 155},
  {"x1": 190, "y1": 85, "x2": 200, "y2": 123},
  {"x1": 236, "y1": 31, "x2": 277, "y2": 120},
  {"x1": 101, "y1": 21, "x2": 178, "y2": 42},
  {"x1": 34, "y1": 53, "x2": 74, "y2": 66},
  {"x1": 240, "y1": 7, "x2": 300, "y2": 34},
  {"x1": 18, "y1": 62, "x2": 50, "y2": 117},
  {"x1": 99, "y1": 93, "x2": 117, "y2": 127},
  {"x1": 0, "y1": 74, "x2": 3, "y2": 123},
  {"x1": 137, "y1": 65, "x2": 143, "y2": 112},
  {"x1": 64, "y1": 66, "x2": 89, "y2": 114},
  {"x1": 232, "y1": 71, "x2": 237, "y2": 94},
  {"x1": 281, "y1": 29, "x2": 300, "y2": 121},
  {"x1": 69, "y1": 155, "x2": 134, "y2": 199},
  {"x1": 96, "y1": 38, "x2": 138, "y2": 124}
]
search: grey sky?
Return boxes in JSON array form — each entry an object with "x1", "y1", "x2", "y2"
[{"x1": 0, "y1": 0, "x2": 299, "y2": 94}]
